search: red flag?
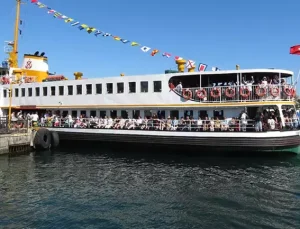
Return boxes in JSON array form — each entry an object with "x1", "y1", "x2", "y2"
[
  {"x1": 198, "y1": 63, "x2": 207, "y2": 71},
  {"x1": 31, "y1": 0, "x2": 38, "y2": 2},
  {"x1": 290, "y1": 45, "x2": 300, "y2": 55}
]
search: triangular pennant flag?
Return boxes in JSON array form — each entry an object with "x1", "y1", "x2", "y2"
[
  {"x1": 121, "y1": 39, "x2": 129, "y2": 43},
  {"x1": 141, "y1": 46, "x2": 151, "y2": 52},
  {"x1": 131, "y1": 42, "x2": 139, "y2": 46},
  {"x1": 151, "y1": 49, "x2": 159, "y2": 56},
  {"x1": 94, "y1": 30, "x2": 102, "y2": 36},
  {"x1": 162, "y1": 52, "x2": 171, "y2": 58}
]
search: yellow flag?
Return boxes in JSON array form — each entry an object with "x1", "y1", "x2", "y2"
[
  {"x1": 79, "y1": 24, "x2": 88, "y2": 30},
  {"x1": 113, "y1": 36, "x2": 121, "y2": 41},
  {"x1": 65, "y1": 18, "x2": 73, "y2": 23},
  {"x1": 131, "y1": 42, "x2": 139, "y2": 46},
  {"x1": 87, "y1": 27, "x2": 96, "y2": 33}
]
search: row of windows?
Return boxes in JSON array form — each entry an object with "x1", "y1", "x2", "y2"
[{"x1": 3, "y1": 81, "x2": 162, "y2": 98}]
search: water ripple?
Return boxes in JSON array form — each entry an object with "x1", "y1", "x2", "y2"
[{"x1": 0, "y1": 151, "x2": 300, "y2": 228}]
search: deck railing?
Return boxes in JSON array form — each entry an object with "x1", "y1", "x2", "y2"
[
  {"x1": 174, "y1": 84, "x2": 296, "y2": 103},
  {"x1": 39, "y1": 117, "x2": 299, "y2": 132},
  {"x1": 0, "y1": 117, "x2": 31, "y2": 134}
]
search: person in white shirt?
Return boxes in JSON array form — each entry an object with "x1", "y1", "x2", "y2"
[
  {"x1": 175, "y1": 82, "x2": 182, "y2": 93},
  {"x1": 268, "y1": 118, "x2": 276, "y2": 130},
  {"x1": 240, "y1": 111, "x2": 248, "y2": 132}
]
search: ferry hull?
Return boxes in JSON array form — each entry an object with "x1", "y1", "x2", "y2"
[{"x1": 47, "y1": 128, "x2": 300, "y2": 155}]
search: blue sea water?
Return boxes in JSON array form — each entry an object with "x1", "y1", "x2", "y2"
[{"x1": 0, "y1": 150, "x2": 300, "y2": 228}]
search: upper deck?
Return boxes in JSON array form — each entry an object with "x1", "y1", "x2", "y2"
[{"x1": 0, "y1": 68, "x2": 296, "y2": 109}]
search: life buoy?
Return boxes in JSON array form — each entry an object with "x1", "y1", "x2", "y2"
[
  {"x1": 33, "y1": 128, "x2": 52, "y2": 150},
  {"x1": 196, "y1": 88, "x2": 207, "y2": 99},
  {"x1": 182, "y1": 89, "x2": 192, "y2": 100},
  {"x1": 169, "y1": 83, "x2": 175, "y2": 90},
  {"x1": 240, "y1": 87, "x2": 250, "y2": 98},
  {"x1": 270, "y1": 86, "x2": 280, "y2": 97},
  {"x1": 255, "y1": 86, "x2": 266, "y2": 97},
  {"x1": 225, "y1": 87, "x2": 235, "y2": 98},
  {"x1": 210, "y1": 87, "x2": 221, "y2": 98},
  {"x1": 1, "y1": 77, "x2": 9, "y2": 84},
  {"x1": 284, "y1": 86, "x2": 293, "y2": 96}
]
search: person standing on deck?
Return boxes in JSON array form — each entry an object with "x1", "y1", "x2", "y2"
[{"x1": 240, "y1": 110, "x2": 248, "y2": 132}]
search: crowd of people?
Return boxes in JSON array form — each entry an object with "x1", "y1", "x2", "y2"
[{"x1": 8, "y1": 109, "x2": 300, "y2": 132}]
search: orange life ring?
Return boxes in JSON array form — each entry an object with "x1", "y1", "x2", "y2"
[
  {"x1": 210, "y1": 87, "x2": 221, "y2": 98},
  {"x1": 284, "y1": 87, "x2": 293, "y2": 96},
  {"x1": 196, "y1": 88, "x2": 207, "y2": 99},
  {"x1": 169, "y1": 83, "x2": 175, "y2": 90},
  {"x1": 182, "y1": 89, "x2": 192, "y2": 100},
  {"x1": 255, "y1": 86, "x2": 266, "y2": 97},
  {"x1": 270, "y1": 86, "x2": 280, "y2": 97},
  {"x1": 225, "y1": 87, "x2": 235, "y2": 98},
  {"x1": 240, "y1": 87, "x2": 250, "y2": 98}
]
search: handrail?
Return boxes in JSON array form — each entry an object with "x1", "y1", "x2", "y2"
[
  {"x1": 172, "y1": 84, "x2": 296, "y2": 103},
  {"x1": 33, "y1": 117, "x2": 300, "y2": 132}
]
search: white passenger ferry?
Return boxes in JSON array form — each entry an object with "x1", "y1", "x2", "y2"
[{"x1": 0, "y1": 0, "x2": 299, "y2": 154}]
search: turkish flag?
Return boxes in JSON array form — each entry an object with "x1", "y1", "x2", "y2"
[{"x1": 290, "y1": 45, "x2": 300, "y2": 55}]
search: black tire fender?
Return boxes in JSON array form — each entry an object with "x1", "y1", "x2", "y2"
[
  {"x1": 34, "y1": 128, "x2": 52, "y2": 150},
  {"x1": 51, "y1": 131, "x2": 60, "y2": 148}
]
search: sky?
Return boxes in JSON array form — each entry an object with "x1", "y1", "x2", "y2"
[{"x1": 1, "y1": 0, "x2": 300, "y2": 85}]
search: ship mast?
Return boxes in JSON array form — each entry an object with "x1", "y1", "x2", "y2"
[{"x1": 9, "y1": 0, "x2": 21, "y2": 68}]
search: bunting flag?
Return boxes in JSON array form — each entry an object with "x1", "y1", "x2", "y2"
[
  {"x1": 30, "y1": 1, "x2": 212, "y2": 71},
  {"x1": 290, "y1": 45, "x2": 300, "y2": 55}
]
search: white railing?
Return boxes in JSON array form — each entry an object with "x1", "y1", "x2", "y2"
[
  {"x1": 174, "y1": 84, "x2": 296, "y2": 103},
  {"x1": 33, "y1": 117, "x2": 300, "y2": 132}
]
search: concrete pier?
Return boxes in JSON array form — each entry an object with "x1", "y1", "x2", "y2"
[{"x1": 0, "y1": 130, "x2": 33, "y2": 155}]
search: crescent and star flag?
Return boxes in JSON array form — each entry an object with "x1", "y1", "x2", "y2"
[
  {"x1": 290, "y1": 45, "x2": 300, "y2": 55},
  {"x1": 198, "y1": 63, "x2": 207, "y2": 71}
]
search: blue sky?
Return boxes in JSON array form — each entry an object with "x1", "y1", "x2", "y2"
[{"x1": 1, "y1": 0, "x2": 300, "y2": 83}]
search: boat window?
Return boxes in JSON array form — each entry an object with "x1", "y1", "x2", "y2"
[
  {"x1": 43, "y1": 87, "x2": 47, "y2": 96},
  {"x1": 90, "y1": 110, "x2": 96, "y2": 117},
  {"x1": 80, "y1": 110, "x2": 86, "y2": 117},
  {"x1": 184, "y1": 110, "x2": 193, "y2": 119},
  {"x1": 170, "y1": 110, "x2": 179, "y2": 119},
  {"x1": 107, "y1": 83, "x2": 113, "y2": 94},
  {"x1": 140, "y1": 81, "x2": 148, "y2": 92},
  {"x1": 198, "y1": 110, "x2": 208, "y2": 119},
  {"x1": 100, "y1": 111, "x2": 106, "y2": 118},
  {"x1": 129, "y1": 82, "x2": 136, "y2": 93},
  {"x1": 71, "y1": 110, "x2": 77, "y2": 118},
  {"x1": 132, "y1": 110, "x2": 140, "y2": 118},
  {"x1": 213, "y1": 110, "x2": 224, "y2": 119},
  {"x1": 59, "y1": 86, "x2": 64, "y2": 96},
  {"x1": 96, "y1": 84, "x2": 102, "y2": 94},
  {"x1": 110, "y1": 110, "x2": 117, "y2": 118},
  {"x1": 157, "y1": 110, "x2": 165, "y2": 119},
  {"x1": 15, "y1": 88, "x2": 19, "y2": 97},
  {"x1": 117, "y1": 82, "x2": 124, "y2": 93},
  {"x1": 3, "y1": 90, "x2": 7, "y2": 98},
  {"x1": 21, "y1": 88, "x2": 25, "y2": 97},
  {"x1": 86, "y1": 84, "x2": 92, "y2": 94},
  {"x1": 76, "y1": 85, "x2": 82, "y2": 95},
  {"x1": 154, "y1": 81, "x2": 162, "y2": 92},
  {"x1": 62, "y1": 111, "x2": 68, "y2": 117},
  {"x1": 35, "y1": 87, "x2": 40, "y2": 96},
  {"x1": 144, "y1": 110, "x2": 152, "y2": 118},
  {"x1": 121, "y1": 110, "x2": 128, "y2": 118},
  {"x1": 68, "y1": 85, "x2": 73, "y2": 95},
  {"x1": 51, "y1": 86, "x2": 55, "y2": 96},
  {"x1": 28, "y1": 88, "x2": 32, "y2": 97}
]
